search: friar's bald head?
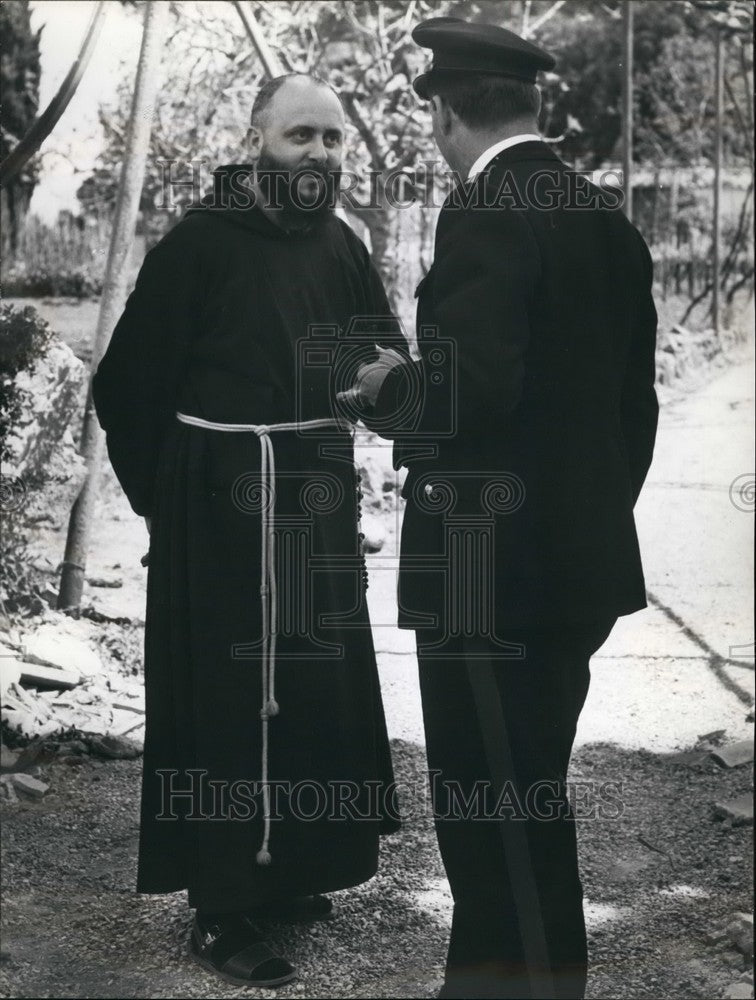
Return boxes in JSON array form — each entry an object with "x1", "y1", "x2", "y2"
[{"x1": 250, "y1": 73, "x2": 342, "y2": 126}]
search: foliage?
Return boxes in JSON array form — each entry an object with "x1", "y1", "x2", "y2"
[
  {"x1": 0, "y1": 0, "x2": 41, "y2": 163},
  {"x1": 83, "y1": 3, "x2": 754, "y2": 184},
  {"x1": 75, "y1": 0, "x2": 753, "y2": 312},
  {"x1": 0, "y1": 304, "x2": 54, "y2": 615},
  {"x1": 537, "y1": 0, "x2": 754, "y2": 168},
  {"x1": 0, "y1": 0, "x2": 42, "y2": 257},
  {"x1": 0, "y1": 301, "x2": 53, "y2": 371},
  {"x1": 0, "y1": 511, "x2": 48, "y2": 616},
  {"x1": 84, "y1": 1, "x2": 755, "y2": 187},
  {"x1": 2, "y1": 213, "x2": 109, "y2": 298},
  {"x1": 2, "y1": 265, "x2": 103, "y2": 299},
  {"x1": 0, "y1": 302, "x2": 53, "y2": 462}
]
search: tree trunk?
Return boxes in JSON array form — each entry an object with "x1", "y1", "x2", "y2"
[
  {"x1": 0, "y1": 180, "x2": 32, "y2": 259},
  {"x1": 361, "y1": 204, "x2": 395, "y2": 300},
  {"x1": 58, "y1": 0, "x2": 169, "y2": 609}
]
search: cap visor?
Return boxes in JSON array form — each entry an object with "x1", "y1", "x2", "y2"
[{"x1": 412, "y1": 72, "x2": 430, "y2": 99}]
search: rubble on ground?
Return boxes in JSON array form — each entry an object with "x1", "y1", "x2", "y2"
[
  {"x1": 722, "y1": 981, "x2": 754, "y2": 999},
  {"x1": 719, "y1": 913, "x2": 755, "y2": 999},
  {"x1": 9, "y1": 773, "x2": 49, "y2": 799},
  {"x1": 714, "y1": 794, "x2": 754, "y2": 828},
  {"x1": 0, "y1": 609, "x2": 145, "y2": 751},
  {"x1": 711, "y1": 740, "x2": 754, "y2": 769},
  {"x1": 0, "y1": 727, "x2": 143, "y2": 804},
  {"x1": 725, "y1": 913, "x2": 754, "y2": 961}
]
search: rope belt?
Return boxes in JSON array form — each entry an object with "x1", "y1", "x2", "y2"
[{"x1": 176, "y1": 410, "x2": 352, "y2": 864}]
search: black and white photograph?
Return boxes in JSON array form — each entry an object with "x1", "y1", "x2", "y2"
[{"x1": 0, "y1": 1, "x2": 753, "y2": 997}]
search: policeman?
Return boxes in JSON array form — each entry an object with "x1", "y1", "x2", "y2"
[{"x1": 348, "y1": 15, "x2": 658, "y2": 1000}]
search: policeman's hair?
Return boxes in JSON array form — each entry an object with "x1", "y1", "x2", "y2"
[
  {"x1": 250, "y1": 73, "x2": 342, "y2": 127},
  {"x1": 425, "y1": 71, "x2": 540, "y2": 128}
]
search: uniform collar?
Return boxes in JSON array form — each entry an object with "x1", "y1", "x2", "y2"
[{"x1": 467, "y1": 134, "x2": 542, "y2": 180}]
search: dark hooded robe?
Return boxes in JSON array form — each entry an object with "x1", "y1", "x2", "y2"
[{"x1": 93, "y1": 166, "x2": 405, "y2": 909}]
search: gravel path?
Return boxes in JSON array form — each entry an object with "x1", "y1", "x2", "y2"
[{"x1": 1, "y1": 739, "x2": 751, "y2": 999}]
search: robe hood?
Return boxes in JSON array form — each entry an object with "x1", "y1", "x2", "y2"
[{"x1": 183, "y1": 162, "x2": 334, "y2": 239}]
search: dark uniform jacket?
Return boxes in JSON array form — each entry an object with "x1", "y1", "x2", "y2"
[{"x1": 370, "y1": 140, "x2": 658, "y2": 633}]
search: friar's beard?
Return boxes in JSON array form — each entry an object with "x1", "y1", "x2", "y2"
[{"x1": 255, "y1": 149, "x2": 341, "y2": 224}]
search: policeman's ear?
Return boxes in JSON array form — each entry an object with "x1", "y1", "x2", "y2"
[{"x1": 429, "y1": 94, "x2": 454, "y2": 136}]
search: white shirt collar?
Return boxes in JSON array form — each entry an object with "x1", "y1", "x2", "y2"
[{"x1": 467, "y1": 134, "x2": 542, "y2": 181}]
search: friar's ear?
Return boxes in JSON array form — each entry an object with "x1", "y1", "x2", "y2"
[{"x1": 246, "y1": 124, "x2": 263, "y2": 162}]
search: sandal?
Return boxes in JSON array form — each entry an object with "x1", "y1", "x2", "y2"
[
  {"x1": 248, "y1": 894, "x2": 334, "y2": 924},
  {"x1": 189, "y1": 912, "x2": 295, "y2": 988}
]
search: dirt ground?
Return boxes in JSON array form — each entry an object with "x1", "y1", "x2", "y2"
[{"x1": 0, "y1": 738, "x2": 752, "y2": 999}]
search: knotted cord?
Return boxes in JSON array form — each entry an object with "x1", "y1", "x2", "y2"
[{"x1": 176, "y1": 411, "x2": 351, "y2": 863}]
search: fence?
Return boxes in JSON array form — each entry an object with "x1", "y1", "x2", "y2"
[{"x1": 632, "y1": 166, "x2": 753, "y2": 305}]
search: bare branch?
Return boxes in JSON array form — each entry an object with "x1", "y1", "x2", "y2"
[
  {"x1": 525, "y1": 0, "x2": 567, "y2": 37},
  {"x1": 341, "y1": 89, "x2": 387, "y2": 169},
  {"x1": 723, "y1": 74, "x2": 750, "y2": 159},
  {"x1": 679, "y1": 179, "x2": 754, "y2": 324},
  {"x1": 739, "y1": 42, "x2": 754, "y2": 141}
]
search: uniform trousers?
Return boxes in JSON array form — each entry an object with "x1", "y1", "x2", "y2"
[{"x1": 416, "y1": 619, "x2": 616, "y2": 999}]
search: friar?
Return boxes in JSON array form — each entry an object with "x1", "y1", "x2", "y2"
[{"x1": 93, "y1": 73, "x2": 405, "y2": 988}]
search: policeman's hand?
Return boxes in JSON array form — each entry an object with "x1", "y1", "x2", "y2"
[{"x1": 336, "y1": 346, "x2": 406, "y2": 408}]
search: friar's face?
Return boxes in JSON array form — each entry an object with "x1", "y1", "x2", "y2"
[{"x1": 247, "y1": 78, "x2": 345, "y2": 220}]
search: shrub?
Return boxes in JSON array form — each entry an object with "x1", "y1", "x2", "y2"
[
  {"x1": 0, "y1": 303, "x2": 54, "y2": 614},
  {"x1": 2, "y1": 264, "x2": 103, "y2": 299},
  {"x1": 0, "y1": 302, "x2": 53, "y2": 462},
  {"x1": 2, "y1": 211, "x2": 109, "y2": 298}
]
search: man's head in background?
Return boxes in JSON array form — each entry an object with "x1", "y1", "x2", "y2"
[{"x1": 247, "y1": 73, "x2": 345, "y2": 224}]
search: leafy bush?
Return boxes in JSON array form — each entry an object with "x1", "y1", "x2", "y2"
[
  {"x1": 2, "y1": 264, "x2": 103, "y2": 299},
  {"x1": 0, "y1": 301, "x2": 53, "y2": 461},
  {"x1": 2, "y1": 212, "x2": 108, "y2": 298},
  {"x1": 0, "y1": 511, "x2": 47, "y2": 616},
  {"x1": 0, "y1": 303, "x2": 54, "y2": 614}
]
